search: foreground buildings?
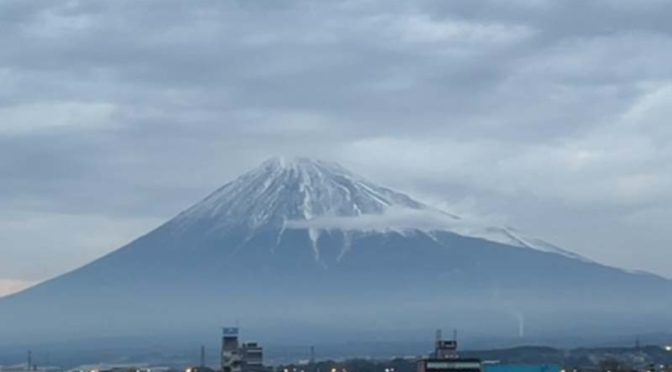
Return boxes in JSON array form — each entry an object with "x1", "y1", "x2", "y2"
[
  {"x1": 221, "y1": 328, "x2": 264, "y2": 372},
  {"x1": 417, "y1": 331, "x2": 561, "y2": 372},
  {"x1": 417, "y1": 332, "x2": 482, "y2": 372}
]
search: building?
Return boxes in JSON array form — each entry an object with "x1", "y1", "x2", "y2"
[
  {"x1": 241, "y1": 343, "x2": 263, "y2": 372},
  {"x1": 434, "y1": 340, "x2": 459, "y2": 360},
  {"x1": 418, "y1": 359, "x2": 483, "y2": 372},
  {"x1": 417, "y1": 331, "x2": 482, "y2": 372},
  {"x1": 484, "y1": 365, "x2": 561, "y2": 372},
  {"x1": 222, "y1": 328, "x2": 242, "y2": 372},
  {"x1": 221, "y1": 327, "x2": 264, "y2": 372}
]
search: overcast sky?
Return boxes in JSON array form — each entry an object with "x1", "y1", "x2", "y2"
[{"x1": 2, "y1": 0, "x2": 672, "y2": 296}]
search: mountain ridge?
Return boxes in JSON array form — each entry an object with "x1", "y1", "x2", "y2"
[
  {"x1": 166, "y1": 156, "x2": 587, "y2": 263},
  {"x1": 1, "y1": 157, "x2": 671, "y2": 348}
]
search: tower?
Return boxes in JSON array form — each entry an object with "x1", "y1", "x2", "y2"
[{"x1": 221, "y1": 327, "x2": 241, "y2": 372}]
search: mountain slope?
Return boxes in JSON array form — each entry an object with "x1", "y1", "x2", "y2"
[{"x1": 1, "y1": 157, "x2": 671, "y2": 348}]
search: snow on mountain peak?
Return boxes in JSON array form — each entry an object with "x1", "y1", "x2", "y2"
[
  {"x1": 171, "y1": 157, "x2": 587, "y2": 262},
  {"x1": 175, "y1": 157, "x2": 426, "y2": 229}
]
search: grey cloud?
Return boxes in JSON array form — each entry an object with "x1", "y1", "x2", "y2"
[{"x1": 285, "y1": 206, "x2": 461, "y2": 232}]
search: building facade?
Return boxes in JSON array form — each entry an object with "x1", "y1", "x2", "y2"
[
  {"x1": 221, "y1": 327, "x2": 264, "y2": 372},
  {"x1": 221, "y1": 328, "x2": 242, "y2": 372},
  {"x1": 241, "y1": 343, "x2": 263, "y2": 372}
]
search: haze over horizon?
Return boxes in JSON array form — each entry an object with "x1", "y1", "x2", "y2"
[{"x1": 3, "y1": 0, "x2": 672, "y2": 297}]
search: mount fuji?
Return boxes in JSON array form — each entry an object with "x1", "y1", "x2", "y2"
[{"x1": 1, "y1": 157, "x2": 671, "y2": 350}]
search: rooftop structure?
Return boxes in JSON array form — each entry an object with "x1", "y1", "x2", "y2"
[{"x1": 418, "y1": 330, "x2": 482, "y2": 372}]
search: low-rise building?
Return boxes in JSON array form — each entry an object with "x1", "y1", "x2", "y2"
[{"x1": 241, "y1": 343, "x2": 263, "y2": 372}]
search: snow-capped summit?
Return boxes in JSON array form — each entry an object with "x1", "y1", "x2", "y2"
[
  {"x1": 175, "y1": 156, "x2": 426, "y2": 229},
  {"x1": 171, "y1": 157, "x2": 581, "y2": 261}
]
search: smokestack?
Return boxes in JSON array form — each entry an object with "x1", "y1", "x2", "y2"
[
  {"x1": 516, "y1": 313, "x2": 525, "y2": 338},
  {"x1": 200, "y1": 345, "x2": 206, "y2": 367}
]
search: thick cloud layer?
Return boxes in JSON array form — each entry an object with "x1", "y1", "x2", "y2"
[{"x1": 2, "y1": 0, "x2": 672, "y2": 292}]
